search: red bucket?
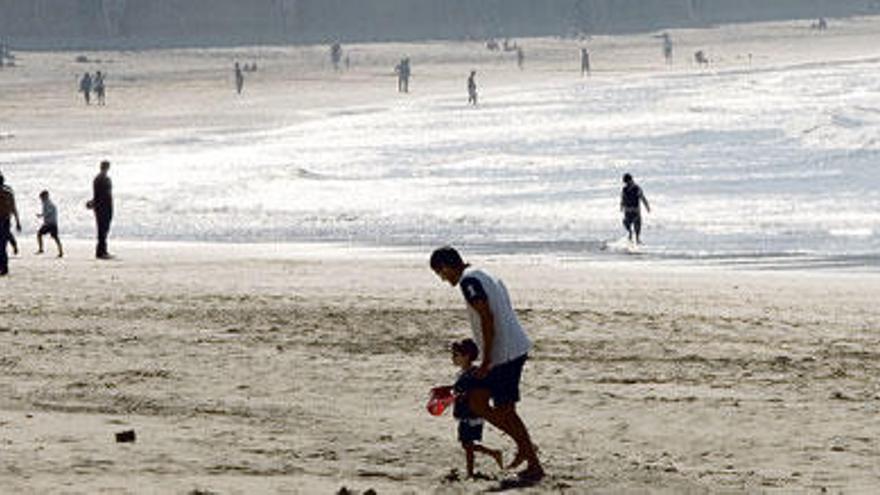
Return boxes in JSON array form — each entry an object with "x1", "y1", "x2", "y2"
[{"x1": 426, "y1": 386, "x2": 454, "y2": 416}]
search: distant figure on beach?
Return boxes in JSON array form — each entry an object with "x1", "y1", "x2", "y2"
[
  {"x1": 580, "y1": 48, "x2": 591, "y2": 76},
  {"x1": 812, "y1": 17, "x2": 828, "y2": 30},
  {"x1": 0, "y1": 41, "x2": 14, "y2": 68},
  {"x1": 395, "y1": 57, "x2": 411, "y2": 93},
  {"x1": 516, "y1": 47, "x2": 524, "y2": 70},
  {"x1": 694, "y1": 50, "x2": 709, "y2": 67},
  {"x1": 330, "y1": 42, "x2": 342, "y2": 71},
  {"x1": 35, "y1": 190, "x2": 63, "y2": 258},
  {"x1": 467, "y1": 71, "x2": 478, "y2": 106},
  {"x1": 0, "y1": 173, "x2": 22, "y2": 276},
  {"x1": 661, "y1": 32, "x2": 674, "y2": 65},
  {"x1": 620, "y1": 173, "x2": 651, "y2": 244},
  {"x1": 94, "y1": 71, "x2": 106, "y2": 105},
  {"x1": 79, "y1": 72, "x2": 93, "y2": 105},
  {"x1": 450, "y1": 338, "x2": 504, "y2": 478},
  {"x1": 0, "y1": 174, "x2": 20, "y2": 258},
  {"x1": 86, "y1": 160, "x2": 113, "y2": 259},
  {"x1": 430, "y1": 246, "x2": 545, "y2": 482},
  {"x1": 234, "y1": 62, "x2": 244, "y2": 95}
]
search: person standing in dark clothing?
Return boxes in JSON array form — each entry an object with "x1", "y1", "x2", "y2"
[
  {"x1": 0, "y1": 173, "x2": 22, "y2": 275},
  {"x1": 467, "y1": 70, "x2": 478, "y2": 106},
  {"x1": 94, "y1": 71, "x2": 106, "y2": 105},
  {"x1": 234, "y1": 62, "x2": 244, "y2": 95},
  {"x1": 620, "y1": 173, "x2": 651, "y2": 244},
  {"x1": 395, "y1": 57, "x2": 411, "y2": 93},
  {"x1": 581, "y1": 48, "x2": 591, "y2": 76},
  {"x1": 79, "y1": 72, "x2": 93, "y2": 105},
  {"x1": 87, "y1": 160, "x2": 113, "y2": 259}
]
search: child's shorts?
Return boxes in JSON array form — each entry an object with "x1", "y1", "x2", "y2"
[
  {"x1": 458, "y1": 418, "x2": 483, "y2": 444},
  {"x1": 38, "y1": 224, "x2": 59, "y2": 239}
]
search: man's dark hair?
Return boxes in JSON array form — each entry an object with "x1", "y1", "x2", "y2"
[
  {"x1": 452, "y1": 338, "x2": 479, "y2": 361},
  {"x1": 430, "y1": 246, "x2": 466, "y2": 271},
  {"x1": 100, "y1": 160, "x2": 110, "y2": 170},
  {"x1": 623, "y1": 173, "x2": 633, "y2": 183}
]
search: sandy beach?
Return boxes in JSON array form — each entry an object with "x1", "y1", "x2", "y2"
[
  {"x1": 2, "y1": 15, "x2": 880, "y2": 494},
  {"x1": 0, "y1": 241, "x2": 879, "y2": 494}
]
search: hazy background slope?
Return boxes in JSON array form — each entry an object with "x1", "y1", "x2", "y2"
[{"x1": 1, "y1": 0, "x2": 878, "y2": 48}]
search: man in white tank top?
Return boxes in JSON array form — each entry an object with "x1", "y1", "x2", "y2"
[{"x1": 431, "y1": 246, "x2": 544, "y2": 482}]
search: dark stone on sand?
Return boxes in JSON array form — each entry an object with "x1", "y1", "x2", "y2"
[
  {"x1": 442, "y1": 468, "x2": 460, "y2": 483},
  {"x1": 363, "y1": 490, "x2": 377, "y2": 495},
  {"x1": 115, "y1": 429, "x2": 136, "y2": 443},
  {"x1": 336, "y1": 487, "x2": 352, "y2": 495}
]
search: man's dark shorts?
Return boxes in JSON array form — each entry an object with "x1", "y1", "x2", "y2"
[
  {"x1": 38, "y1": 224, "x2": 58, "y2": 239},
  {"x1": 623, "y1": 211, "x2": 641, "y2": 230},
  {"x1": 484, "y1": 354, "x2": 527, "y2": 407}
]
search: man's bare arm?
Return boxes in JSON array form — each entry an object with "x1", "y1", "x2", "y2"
[{"x1": 469, "y1": 298, "x2": 495, "y2": 377}]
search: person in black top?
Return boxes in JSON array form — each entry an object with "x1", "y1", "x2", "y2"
[
  {"x1": 581, "y1": 48, "x2": 591, "y2": 76},
  {"x1": 79, "y1": 72, "x2": 93, "y2": 105},
  {"x1": 620, "y1": 173, "x2": 651, "y2": 244},
  {"x1": 94, "y1": 71, "x2": 106, "y2": 105},
  {"x1": 467, "y1": 71, "x2": 478, "y2": 106},
  {"x1": 87, "y1": 160, "x2": 114, "y2": 259},
  {"x1": 234, "y1": 62, "x2": 244, "y2": 95},
  {"x1": 451, "y1": 338, "x2": 503, "y2": 478},
  {"x1": 0, "y1": 173, "x2": 22, "y2": 275}
]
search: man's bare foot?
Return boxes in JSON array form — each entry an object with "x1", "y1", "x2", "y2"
[
  {"x1": 57, "y1": 253, "x2": 63, "y2": 258},
  {"x1": 517, "y1": 466, "x2": 545, "y2": 482},
  {"x1": 34, "y1": 250, "x2": 43, "y2": 255},
  {"x1": 507, "y1": 444, "x2": 540, "y2": 470}
]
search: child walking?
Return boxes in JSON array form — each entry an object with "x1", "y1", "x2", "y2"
[
  {"x1": 35, "y1": 190, "x2": 63, "y2": 257},
  {"x1": 451, "y1": 338, "x2": 503, "y2": 478}
]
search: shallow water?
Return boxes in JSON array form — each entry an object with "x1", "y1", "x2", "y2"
[{"x1": 3, "y1": 56, "x2": 879, "y2": 267}]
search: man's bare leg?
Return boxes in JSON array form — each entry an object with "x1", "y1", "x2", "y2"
[{"x1": 469, "y1": 389, "x2": 543, "y2": 479}]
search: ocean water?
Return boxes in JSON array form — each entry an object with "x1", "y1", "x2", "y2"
[{"x1": 4, "y1": 57, "x2": 880, "y2": 267}]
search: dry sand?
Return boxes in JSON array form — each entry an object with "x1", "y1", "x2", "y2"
[
  {"x1": 1, "y1": 241, "x2": 879, "y2": 494},
  {"x1": 2, "y1": 15, "x2": 880, "y2": 495}
]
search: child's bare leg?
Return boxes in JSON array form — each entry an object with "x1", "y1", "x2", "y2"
[
  {"x1": 473, "y1": 444, "x2": 503, "y2": 469},
  {"x1": 55, "y1": 237, "x2": 63, "y2": 257},
  {"x1": 36, "y1": 234, "x2": 44, "y2": 254},
  {"x1": 462, "y1": 442, "x2": 476, "y2": 478}
]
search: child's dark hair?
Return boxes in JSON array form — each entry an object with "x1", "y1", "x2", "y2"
[
  {"x1": 39, "y1": 190, "x2": 49, "y2": 199},
  {"x1": 452, "y1": 338, "x2": 479, "y2": 361}
]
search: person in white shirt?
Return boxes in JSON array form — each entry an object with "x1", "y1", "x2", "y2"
[
  {"x1": 431, "y1": 246, "x2": 544, "y2": 482},
  {"x1": 35, "y1": 190, "x2": 63, "y2": 258}
]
